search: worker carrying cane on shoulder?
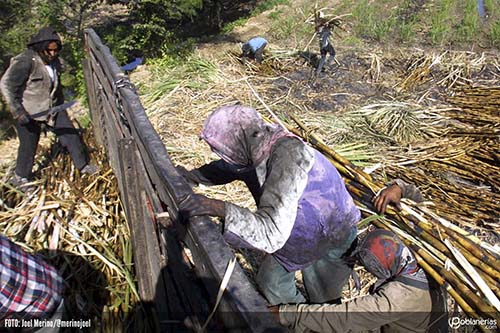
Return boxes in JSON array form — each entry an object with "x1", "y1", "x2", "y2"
[{"x1": 315, "y1": 13, "x2": 336, "y2": 76}]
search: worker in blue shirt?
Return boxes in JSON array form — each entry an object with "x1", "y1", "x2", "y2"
[{"x1": 241, "y1": 37, "x2": 268, "y2": 63}]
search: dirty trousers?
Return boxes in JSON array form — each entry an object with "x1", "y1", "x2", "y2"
[
  {"x1": 255, "y1": 227, "x2": 357, "y2": 305},
  {"x1": 15, "y1": 111, "x2": 88, "y2": 178}
]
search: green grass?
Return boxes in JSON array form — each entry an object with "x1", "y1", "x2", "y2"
[
  {"x1": 457, "y1": 0, "x2": 481, "y2": 42},
  {"x1": 222, "y1": 0, "x2": 290, "y2": 34},
  {"x1": 327, "y1": 0, "x2": 500, "y2": 47},
  {"x1": 428, "y1": 0, "x2": 454, "y2": 45},
  {"x1": 489, "y1": 20, "x2": 500, "y2": 46},
  {"x1": 143, "y1": 55, "x2": 218, "y2": 104},
  {"x1": 485, "y1": 0, "x2": 500, "y2": 46}
]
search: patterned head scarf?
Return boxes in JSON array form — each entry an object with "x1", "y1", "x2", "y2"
[
  {"x1": 357, "y1": 229, "x2": 423, "y2": 285},
  {"x1": 200, "y1": 105, "x2": 292, "y2": 167}
]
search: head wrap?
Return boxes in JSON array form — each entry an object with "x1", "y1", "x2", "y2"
[
  {"x1": 357, "y1": 229, "x2": 428, "y2": 289},
  {"x1": 200, "y1": 105, "x2": 292, "y2": 167}
]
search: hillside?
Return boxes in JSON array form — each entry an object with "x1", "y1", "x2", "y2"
[
  {"x1": 132, "y1": 0, "x2": 499, "y2": 228},
  {"x1": 126, "y1": 0, "x2": 499, "y2": 314}
]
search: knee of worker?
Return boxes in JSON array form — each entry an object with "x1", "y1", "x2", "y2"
[
  {"x1": 255, "y1": 257, "x2": 305, "y2": 305},
  {"x1": 57, "y1": 132, "x2": 85, "y2": 153},
  {"x1": 256, "y1": 271, "x2": 306, "y2": 305}
]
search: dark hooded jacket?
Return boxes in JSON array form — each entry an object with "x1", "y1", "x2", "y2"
[{"x1": 0, "y1": 27, "x2": 63, "y2": 122}]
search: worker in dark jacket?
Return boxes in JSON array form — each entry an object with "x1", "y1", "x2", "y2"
[
  {"x1": 0, "y1": 234, "x2": 65, "y2": 329},
  {"x1": 0, "y1": 27, "x2": 98, "y2": 191},
  {"x1": 274, "y1": 229, "x2": 447, "y2": 332},
  {"x1": 178, "y1": 104, "x2": 361, "y2": 305},
  {"x1": 315, "y1": 17, "x2": 336, "y2": 75},
  {"x1": 241, "y1": 37, "x2": 268, "y2": 63}
]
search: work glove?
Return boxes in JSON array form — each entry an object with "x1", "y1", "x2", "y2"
[
  {"x1": 176, "y1": 165, "x2": 201, "y2": 187},
  {"x1": 178, "y1": 193, "x2": 225, "y2": 220},
  {"x1": 15, "y1": 110, "x2": 31, "y2": 126},
  {"x1": 372, "y1": 184, "x2": 402, "y2": 214}
]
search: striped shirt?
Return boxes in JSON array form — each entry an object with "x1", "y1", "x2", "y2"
[{"x1": 0, "y1": 235, "x2": 64, "y2": 320}]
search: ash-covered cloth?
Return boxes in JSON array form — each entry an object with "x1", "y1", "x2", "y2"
[
  {"x1": 389, "y1": 179, "x2": 424, "y2": 203},
  {"x1": 279, "y1": 280, "x2": 446, "y2": 333},
  {"x1": 357, "y1": 229, "x2": 429, "y2": 290},
  {"x1": 200, "y1": 105, "x2": 360, "y2": 271},
  {"x1": 0, "y1": 235, "x2": 64, "y2": 320},
  {"x1": 201, "y1": 105, "x2": 291, "y2": 167}
]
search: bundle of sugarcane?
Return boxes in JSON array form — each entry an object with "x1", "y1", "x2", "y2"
[
  {"x1": 380, "y1": 138, "x2": 500, "y2": 227},
  {"x1": 284, "y1": 115, "x2": 500, "y2": 331},
  {"x1": 0, "y1": 132, "x2": 141, "y2": 330},
  {"x1": 446, "y1": 86, "x2": 500, "y2": 128},
  {"x1": 395, "y1": 54, "x2": 437, "y2": 92}
]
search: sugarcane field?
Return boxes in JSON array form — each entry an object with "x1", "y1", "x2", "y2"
[{"x1": 0, "y1": 0, "x2": 499, "y2": 332}]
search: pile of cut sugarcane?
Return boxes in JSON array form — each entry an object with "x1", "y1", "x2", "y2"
[
  {"x1": 284, "y1": 114, "x2": 499, "y2": 332},
  {"x1": 0, "y1": 132, "x2": 142, "y2": 331}
]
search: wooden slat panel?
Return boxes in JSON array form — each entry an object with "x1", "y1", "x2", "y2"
[{"x1": 83, "y1": 28, "x2": 284, "y2": 332}]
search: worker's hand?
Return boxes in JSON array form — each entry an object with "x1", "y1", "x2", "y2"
[
  {"x1": 178, "y1": 193, "x2": 225, "y2": 219},
  {"x1": 268, "y1": 305, "x2": 282, "y2": 322},
  {"x1": 372, "y1": 184, "x2": 402, "y2": 214},
  {"x1": 176, "y1": 165, "x2": 200, "y2": 187},
  {"x1": 15, "y1": 110, "x2": 31, "y2": 126}
]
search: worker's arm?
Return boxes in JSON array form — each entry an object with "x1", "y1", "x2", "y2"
[
  {"x1": 223, "y1": 138, "x2": 314, "y2": 253},
  {"x1": 177, "y1": 160, "x2": 255, "y2": 186},
  {"x1": 373, "y1": 179, "x2": 424, "y2": 213},
  {"x1": 279, "y1": 282, "x2": 429, "y2": 332},
  {"x1": 0, "y1": 53, "x2": 32, "y2": 120}
]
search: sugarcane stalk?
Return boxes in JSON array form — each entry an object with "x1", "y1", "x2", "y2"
[
  {"x1": 400, "y1": 203, "x2": 500, "y2": 274},
  {"x1": 418, "y1": 205, "x2": 500, "y2": 258},
  {"x1": 408, "y1": 242, "x2": 500, "y2": 321},
  {"x1": 394, "y1": 208, "x2": 500, "y2": 282},
  {"x1": 288, "y1": 114, "x2": 378, "y2": 191},
  {"x1": 444, "y1": 239, "x2": 500, "y2": 312}
]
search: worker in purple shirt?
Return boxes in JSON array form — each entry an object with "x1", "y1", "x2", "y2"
[
  {"x1": 241, "y1": 37, "x2": 268, "y2": 63},
  {"x1": 177, "y1": 105, "x2": 425, "y2": 306},
  {"x1": 177, "y1": 104, "x2": 361, "y2": 305},
  {"x1": 0, "y1": 234, "x2": 65, "y2": 330}
]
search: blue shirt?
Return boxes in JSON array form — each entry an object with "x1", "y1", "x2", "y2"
[{"x1": 244, "y1": 37, "x2": 268, "y2": 52}]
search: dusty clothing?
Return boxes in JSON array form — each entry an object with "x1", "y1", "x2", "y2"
[
  {"x1": 0, "y1": 27, "x2": 89, "y2": 178},
  {"x1": 198, "y1": 106, "x2": 360, "y2": 270},
  {"x1": 279, "y1": 230, "x2": 447, "y2": 332},
  {"x1": 191, "y1": 105, "x2": 360, "y2": 303},
  {"x1": 388, "y1": 179, "x2": 424, "y2": 203},
  {"x1": 223, "y1": 139, "x2": 360, "y2": 271},
  {"x1": 1, "y1": 49, "x2": 63, "y2": 122},
  {"x1": 279, "y1": 280, "x2": 446, "y2": 333},
  {"x1": 241, "y1": 37, "x2": 267, "y2": 63}
]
